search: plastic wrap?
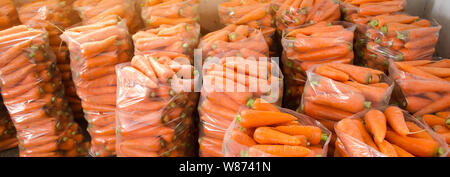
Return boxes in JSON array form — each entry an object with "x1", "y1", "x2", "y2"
[
  {"x1": 16, "y1": 0, "x2": 84, "y2": 121},
  {"x1": 272, "y1": 0, "x2": 340, "y2": 32},
  {"x1": 73, "y1": 0, "x2": 143, "y2": 34},
  {"x1": 140, "y1": 0, "x2": 199, "y2": 28},
  {"x1": 0, "y1": 96, "x2": 17, "y2": 152},
  {"x1": 281, "y1": 21, "x2": 355, "y2": 109},
  {"x1": 218, "y1": 0, "x2": 276, "y2": 56},
  {"x1": 198, "y1": 24, "x2": 269, "y2": 61},
  {"x1": 133, "y1": 23, "x2": 200, "y2": 57},
  {"x1": 61, "y1": 19, "x2": 132, "y2": 157},
  {"x1": 116, "y1": 53, "x2": 198, "y2": 157},
  {"x1": 335, "y1": 107, "x2": 448, "y2": 157},
  {"x1": 0, "y1": 0, "x2": 20, "y2": 30},
  {"x1": 0, "y1": 26, "x2": 88, "y2": 157},
  {"x1": 354, "y1": 14, "x2": 440, "y2": 72},
  {"x1": 222, "y1": 100, "x2": 331, "y2": 157},
  {"x1": 198, "y1": 55, "x2": 283, "y2": 157},
  {"x1": 340, "y1": 0, "x2": 406, "y2": 24}
]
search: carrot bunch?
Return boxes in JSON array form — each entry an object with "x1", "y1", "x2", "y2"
[
  {"x1": 335, "y1": 106, "x2": 448, "y2": 157},
  {"x1": 73, "y1": 0, "x2": 143, "y2": 34},
  {"x1": 0, "y1": 0, "x2": 20, "y2": 30},
  {"x1": 218, "y1": 0, "x2": 276, "y2": 53},
  {"x1": 388, "y1": 60, "x2": 450, "y2": 119},
  {"x1": 133, "y1": 23, "x2": 200, "y2": 57},
  {"x1": 16, "y1": 0, "x2": 84, "y2": 120},
  {"x1": 61, "y1": 19, "x2": 132, "y2": 157},
  {"x1": 116, "y1": 53, "x2": 197, "y2": 157},
  {"x1": 222, "y1": 98, "x2": 331, "y2": 157},
  {"x1": 341, "y1": 0, "x2": 406, "y2": 24},
  {"x1": 198, "y1": 57, "x2": 283, "y2": 157},
  {"x1": 140, "y1": 0, "x2": 199, "y2": 28},
  {"x1": 281, "y1": 21, "x2": 355, "y2": 109},
  {"x1": 0, "y1": 97, "x2": 17, "y2": 152},
  {"x1": 354, "y1": 14, "x2": 440, "y2": 72},
  {"x1": 272, "y1": 0, "x2": 340, "y2": 32},
  {"x1": 198, "y1": 24, "x2": 269, "y2": 60},
  {"x1": 0, "y1": 26, "x2": 88, "y2": 157}
]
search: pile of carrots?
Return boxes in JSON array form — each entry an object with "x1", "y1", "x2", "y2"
[
  {"x1": 281, "y1": 21, "x2": 355, "y2": 109},
  {"x1": 116, "y1": 52, "x2": 197, "y2": 157},
  {"x1": 140, "y1": 0, "x2": 199, "y2": 28},
  {"x1": 223, "y1": 98, "x2": 331, "y2": 157},
  {"x1": 218, "y1": 0, "x2": 276, "y2": 55},
  {"x1": 272, "y1": 0, "x2": 340, "y2": 32},
  {"x1": 133, "y1": 23, "x2": 200, "y2": 57},
  {"x1": 0, "y1": 97, "x2": 17, "y2": 152},
  {"x1": 341, "y1": 0, "x2": 406, "y2": 24},
  {"x1": 0, "y1": 26, "x2": 88, "y2": 157},
  {"x1": 17, "y1": 0, "x2": 84, "y2": 121},
  {"x1": 354, "y1": 13, "x2": 440, "y2": 72},
  {"x1": 0, "y1": 0, "x2": 20, "y2": 30},
  {"x1": 198, "y1": 24, "x2": 269, "y2": 60},
  {"x1": 335, "y1": 106, "x2": 447, "y2": 157},
  {"x1": 61, "y1": 19, "x2": 132, "y2": 157},
  {"x1": 73, "y1": 0, "x2": 142, "y2": 34}
]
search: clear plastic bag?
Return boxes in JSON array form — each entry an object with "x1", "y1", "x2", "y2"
[
  {"x1": 0, "y1": 26, "x2": 88, "y2": 157},
  {"x1": 133, "y1": 23, "x2": 200, "y2": 57},
  {"x1": 281, "y1": 21, "x2": 355, "y2": 109},
  {"x1": 354, "y1": 14, "x2": 440, "y2": 72},
  {"x1": 335, "y1": 108, "x2": 448, "y2": 157},
  {"x1": 16, "y1": 0, "x2": 84, "y2": 121},
  {"x1": 73, "y1": 0, "x2": 143, "y2": 34},
  {"x1": 0, "y1": 0, "x2": 20, "y2": 30},
  {"x1": 61, "y1": 19, "x2": 132, "y2": 157},
  {"x1": 0, "y1": 96, "x2": 17, "y2": 152},
  {"x1": 198, "y1": 55, "x2": 283, "y2": 157},
  {"x1": 139, "y1": 0, "x2": 199, "y2": 28},
  {"x1": 198, "y1": 24, "x2": 269, "y2": 61},
  {"x1": 272, "y1": 0, "x2": 340, "y2": 32},
  {"x1": 115, "y1": 53, "x2": 198, "y2": 157},
  {"x1": 341, "y1": 0, "x2": 406, "y2": 24},
  {"x1": 222, "y1": 102, "x2": 332, "y2": 157}
]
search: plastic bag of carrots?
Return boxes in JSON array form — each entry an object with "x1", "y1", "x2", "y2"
[
  {"x1": 198, "y1": 24, "x2": 269, "y2": 61},
  {"x1": 133, "y1": 23, "x2": 200, "y2": 57},
  {"x1": 272, "y1": 0, "x2": 341, "y2": 32},
  {"x1": 140, "y1": 0, "x2": 199, "y2": 28},
  {"x1": 73, "y1": 0, "x2": 143, "y2": 34},
  {"x1": 281, "y1": 21, "x2": 355, "y2": 109},
  {"x1": 60, "y1": 19, "x2": 132, "y2": 157},
  {"x1": 198, "y1": 56, "x2": 284, "y2": 157},
  {"x1": 222, "y1": 98, "x2": 331, "y2": 157},
  {"x1": 0, "y1": 26, "x2": 88, "y2": 157},
  {"x1": 115, "y1": 52, "x2": 198, "y2": 157},
  {"x1": 16, "y1": 0, "x2": 85, "y2": 121},
  {"x1": 354, "y1": 14, "x2": 440, "y2": 72},
  {"x1": 218, "y1": 0, "x2": 277, "y2": 56},
  {"x1": 0, "y1": 0, "x2": 20, "y2": 30},
  {"x1": 0, "y1": 97, "x2": 17, "y2": 152},
  {"x1": 335, "y1": 106, "x2": 448, "y2": 157},
  {"x1": 341, "y1": 0, "x2": 406, "y2": 24}
]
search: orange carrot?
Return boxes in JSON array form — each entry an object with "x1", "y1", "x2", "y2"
[
  {"x1": 253, "y1": 127, "x2": 301, "y2": 146},
  {"x1": 385, "y1": 130, "x2": 440, "y2": 157},
  {"x1": 274, "y1": 125, "x2": 322, "y2": 145},
  {"x1": 364, "y1": 109, "x2": 387, "y2": 144},
  {"x1": 392, "y1": 144, "x2": 415, "y2": 157},
  {"x1": 384, "y1": 106, "x2": 409, "y2": 136},
  {"x1": 248, "y1": 145, "x2": 311, "y2": 157},
  {"x1": 376, "y1": 140, "x2": 398, "y2": 157},
  {"x1": 239, "y1": 110, "x2": 297, "y2": 128}
]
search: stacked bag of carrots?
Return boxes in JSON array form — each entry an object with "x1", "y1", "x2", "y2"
[
  {"x1": 197, "y1": 24, "x2": 283, "y2": 157},
  {"x1": 223, "y1": 98, "x2": 331, "y2": 157},
  {"x1": 73, "y1": 0, "x2": 143, "y2": 34},
  {"x1": 340, "y1": 0, "x2": 406, "y2": 24},
  {"x1": 281, "y1": 21, "x2": 355, "y2": 109},
  {"x1": 0, "y1": 97, "x2": 17, "y2": 152},
  {"x1": 218, "y1": 0, "x2": 277, "y2": 56},
  {"x1": 389, "y1": 59, "x2": 450, "y2": 145},
  {"x1": 0, "y1": 26, "x2": 88, "y2": 157},
  {"x1": 353, "y1": 13, "x2": 440, "y2": 72},
  {"x1": 61, "y1": 19, "x2": 132, "y2": 157},
  {"x1": 15, "y1": 0, "x2": 85, "y2": 122},
  {"x1": 272, "y1": 0, "x2": 341, "y2": 32},
  {"x1": 0, "y1": 0, "x2": 20, "y2": 30},
  {"x1": 139, "y1": 0, "x2": 199, "y2": 28},
  {"x1": 335, "y1": 106, "x2": 448, "y2": 157}
]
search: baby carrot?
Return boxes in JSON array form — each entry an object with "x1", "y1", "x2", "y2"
[{"x1": 364, "y1": 109, "x2": 387, "y2": 144}]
